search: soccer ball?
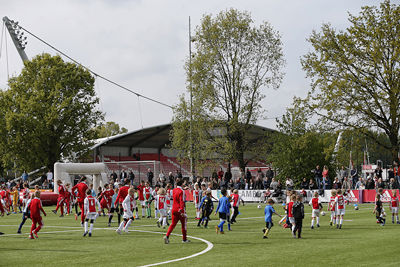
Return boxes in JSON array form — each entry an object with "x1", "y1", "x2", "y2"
[
  {"x1": 321, "y1": 211, "x2": 325, "y2": 216},
  {"x1": 257, "y1": 205, "x2": 261, "y2": 209},
  {"x1": 354, "y1": 204, "x2": 359, "y2": 210}
]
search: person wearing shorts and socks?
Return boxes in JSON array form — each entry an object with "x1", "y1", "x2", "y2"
[
  {"x1": 116, "y1": 188, "x2": 136, "y2": 234},
  {"x1": 374, "y1": 194, "x2": 386, "y2": 226},
  {"x1": 83, "y1": 189, "x2": 101, "y2": 237},
  {"x1": 198, "y1": 191, "x2": 213, "y2": 228},
  {"x1": 390, "y1": 190, "x2": 399, "y2": 224},
  {"x1": 263, "y1": 198, "x2": 281, "y2": 239},
  {"x1": 335, "y1": 189, "x2": 346, "y2": 229}
]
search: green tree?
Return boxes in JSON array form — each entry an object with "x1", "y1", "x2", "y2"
[
  {"x1": 0, "y1": 53, "x2": 103, "y2": 172},
  {"x1": 171, "y1": 9, "x2": 285, "y2": 171},
  {"x1": 93, "y1": 121, "x2": 128, "y2": 138},
  {"x1": 269, "y1": 98, "x2": 333, "y2": 184},
  {"x1": 301, "y1": 0, "x2": 400, "y2": 163}
]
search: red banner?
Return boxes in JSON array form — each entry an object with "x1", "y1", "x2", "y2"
[{"x1": 362, "y1": 189, "x2": 399, "y2": 203}]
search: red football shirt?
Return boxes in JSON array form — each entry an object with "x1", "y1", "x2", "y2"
[
  {"x1": 171, "y1": 187, "x2": 185, "y2": 213},
  {"x1": 72, "y1": 182, "x2": 88, "y2": 203}
]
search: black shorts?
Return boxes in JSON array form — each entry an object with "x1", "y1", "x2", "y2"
[
  {"x1": 219, "y1": 212, "x2": 227, "y2": 220},
  {"x1": 265, "y1": 222, "x2": 273, "y2": 229},
  {"x1": 110, "y1": 207, "x2": 119, "y2": 213}
]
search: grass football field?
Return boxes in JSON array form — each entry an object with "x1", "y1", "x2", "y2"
[{"x1": 0, "y1": 203, "x2": 399, "y2": 267}]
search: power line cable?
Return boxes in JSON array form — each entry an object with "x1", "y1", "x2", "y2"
[{"x1": 16, "y1": 23, "x2": 173, "y2": 109}]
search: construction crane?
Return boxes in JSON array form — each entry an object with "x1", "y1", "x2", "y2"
[{"x1": 2, "y1": 16, "x2": 28, "y2": 62}]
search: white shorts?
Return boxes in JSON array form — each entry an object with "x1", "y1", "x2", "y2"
[
  {"x1": 86, "y1": 212, "x2": 98, "y2": 221},
  {"x1": 158, "y1": 209, "x2": 167, "y2": 217},
  {"x1": 336, "y1": 209, "x2": 345, "y2": 216},
  {"x1": 312, "y1": 209, "x2": 320, "y2": 217},
  {"x1": 288, "y1": 217, "x2": 295, "y2": 224},
  {"x1": 123, "y1": 210, "x2": 134, "y2": 219},
  {"x1": 391, "y1": 207, "x2": 398, "y2": 214},
  {"x1": 140, "y1": 200, "x2": 145, "y2": 206}
]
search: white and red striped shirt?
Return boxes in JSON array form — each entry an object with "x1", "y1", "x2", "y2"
[
  {"x1": 231, "y1": 193, "x2": 243, "y2": 207},
  {"x1": 143, "y1": 187, "x2": 152, "y2": 201},
  {"x1": 329, "y1": 196, "x2": 336, "y2": 211},
  {"x1": 309, "y1": 197, "x2": 320, "y2": 210},
  {"x1": 23, "y1": 188, "x2": 30, "y2": 199},
  {"x1": 390, "y1": 196, "x2": 399, "y2": 208},
  {"x1": 335, "y1": 195, "x2": 345, "y2": 210},
  {"x1": 84, "y1": 195, "x2": 100, "y2": 214},
  {"x1": 193, "y1": 190, "x2": 201, "y2": 204},
  {"x1": 156, "y1": 195, "x2": 166, "y2": 210}
]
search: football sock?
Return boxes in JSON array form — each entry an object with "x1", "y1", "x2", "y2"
[
  {"x1": 142, "y1": 208, "x2": 145, "y2": 217},
  {"x1": 228, "y1": 223, "x2": 231, "y2": 231},
  {"x1": 84, "y1": 221, "x2": 88, "y2": 233},
  {"x1": 135, "y1": 211, "x2": 139, "y2": 218},
  {"x1": 125, "y1": 219, "x2": 132, "y2": 229},
  {"x1": 264, "y1": 228, "x2": 269, "y2": 237},
  {"x1": 291, "y1": 225, "x2": 295, "y2": 232},
  {"x1": 108, "y1": 215, "x2": 113, "y2": 224},
  {"x1": 392, "y1": 215, "x2": 395, "y2": 223},
  {"x1": 316, "y1": 217, "x2": 320, "y2": 225},
  {"x1": 397, "y1": 215, "x2": 399, "y2": 222},
  {"x1": 162, "y1": 217, "x2": 167, "y2": 227},
  {"x1": 218, "y1": 220, "x2": 225, "y2": 232},
  {"x1": 89, "y1": 223, "x2": 94, "y2": 233},
  {"x1": 118, "y1": 221, "x2": 125, "y2": 231},
  {"x1": 118, "y1": 213, "x2": 121, "y2": 224},
  {"x1": 311, "y1": 218, "x2": 315, "y2": 227},
  {"x1": 147, "y1": 207, "x2": 151, "y2": 217},
  {"x1": 333, "y1": 218, "x2": 336, "y2": 225},
  {"x1": 340, "y1": 218, "x2": 343, "y2": 225}
]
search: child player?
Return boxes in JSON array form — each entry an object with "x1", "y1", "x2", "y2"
[
  {"x1": 28, "y1": 191, "x2": 47, "y2": 239},
  {"x1": 328, "y1": 190, "x2": 337, "y2": 226},
  {"x1": 198, "y1": 191, "x2": 213, "y2": 228},
  {"x1": 116, "y1": 188, "x2": 136, "y2": 234},
  {"x1": 263, "y1": 198, "x2": 281, "y2": 239},
  {"x1": 152, "y1": 186, "x2": 160, "y2": 220},
  {"x1": 156, "y1": 188, "x2": 168, "y2": 228},
  {"x1": 287, "y1": 194, "x2": 296, "y2": 237},
  {"x1": 72, "y1": 177, "x2": 89, "y2": 226},
  {"x1": 373, "y1": 194, "x2": 386, "y2": 226},
  {"x1": 230, "y1": 189, "x2": 244, "y2": 224},
  {"x1": 390, "y1": 190, "x2": 399, "y2": 224},
  {"x1": 292, "y1": 195, "x2": 304, "y2": 238},
  {"x1": 193, "y1": 183, "x2": 202, "y2": 220},
  {"x1": 83, "y1": 189, "x2": 101, "y2": 237},
  {"x1": 143, "y1": 182, "x2": 153, "y2": 218},
  {"x1": 335, "y1": 189, "x2": 346, "y2": 229},
  {"x1": 17, "y1": 194, "x2": 32, "y2": 234},
  {"x1": 215, "y1": 188, "x2": 231, "y2": 234},
  {"x1": 309, "y1": 191, "x2": 322, "y2": 229},
  {"x1": 137, "y1": 180, "x2": 145, "y2": 218},
  {"x1": 53, "y1": 180, "x2": 66, "y2": 217}
]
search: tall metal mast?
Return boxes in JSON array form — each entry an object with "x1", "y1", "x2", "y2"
[
  {"x1": 2, "y1": 16, "x2": 28, "y2": 62},
  {"x1": 189, "y1": 16, "x2": 195, "y2": 181}
]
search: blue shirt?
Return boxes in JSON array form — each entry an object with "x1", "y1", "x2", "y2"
[
  {"x1": 264, "y1": 205, "x2": 275, "y2": 222},
  {"x1": 216, "y1": 196, "x2": 230, "y2": 214}
]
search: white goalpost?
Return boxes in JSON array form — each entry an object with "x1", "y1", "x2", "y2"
[{"x1": 54, "y1": 162, "x2": 108, "y2": 194}]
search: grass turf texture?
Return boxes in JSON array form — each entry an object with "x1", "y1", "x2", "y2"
[{"x1": 0, "y1": 203, "x2": 399, "y2": 267}]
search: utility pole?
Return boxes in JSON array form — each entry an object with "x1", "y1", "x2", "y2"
[
  {"x1": 2, "y1": 16, "x2": 28, "y2": 62},
  {"x1": 189, "y1": 16, "x2": 195, "y2": 182}
]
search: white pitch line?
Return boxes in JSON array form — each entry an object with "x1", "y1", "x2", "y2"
[
  {"x1": 0, "y1": 225, "x2": 214, "y2": 267},
  {"x1": 0, "y1": 229, "x2": 83, "y2": 237},
  {"x1": 132, "y1": 229, "x2": 213, "y2": 267}
]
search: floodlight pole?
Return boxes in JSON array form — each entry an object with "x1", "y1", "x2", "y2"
[
  {"x1": 2, "y1": 16, "x2": 28, "y2": 62},
  {"x1": 189, "y1": 16, "x2": 195, "y2": 182}
]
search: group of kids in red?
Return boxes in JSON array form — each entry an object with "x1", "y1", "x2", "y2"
[{"x1": 1, "y1": 178, "x2": 399, "y2": 241}]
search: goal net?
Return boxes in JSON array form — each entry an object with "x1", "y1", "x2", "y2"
[{"x1": 103, "y1": 161, "x2": 160, "y2": 185}]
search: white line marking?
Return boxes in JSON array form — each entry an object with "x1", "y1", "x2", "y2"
[
  {"x1": 133, "y1": 229, "x2": 213, "y2": 267},
  {"x1": 0, "y1": 229, "x2": 83, "y2": 237},
  {"x1": 0, "y1": 225, "x2": 214, "y2": 267}
]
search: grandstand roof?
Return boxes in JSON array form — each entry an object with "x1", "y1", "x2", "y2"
[{"x1": 92, "y1": 123, "x2": 276, "y2": 149}]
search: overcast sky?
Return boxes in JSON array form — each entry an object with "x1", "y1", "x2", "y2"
[{"x1": 0, "y1": 0, "x2": 381, "y2": 131}]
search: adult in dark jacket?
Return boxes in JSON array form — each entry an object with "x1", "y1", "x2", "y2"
[{"x1": 292, "y1": 195, "x2": 304, "y2": 239}]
